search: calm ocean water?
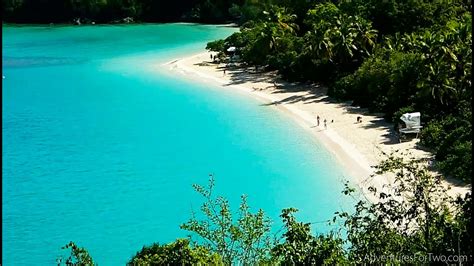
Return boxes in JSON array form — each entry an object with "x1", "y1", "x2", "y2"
[{"x1": 2, "y1": 24, "x2": 353, "y2": 265}]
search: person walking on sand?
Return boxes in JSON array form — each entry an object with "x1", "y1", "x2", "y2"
[
  {"x1": 223, "y1": 69, "x2": 226, "y2": 76},
  {"x1": 324, "y1": 119, "x2": 327, "y2": 129},
  {"x1": 317, "y1": 115, "x2": 320, "y2": 127}
]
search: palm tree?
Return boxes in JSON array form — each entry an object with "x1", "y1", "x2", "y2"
[{"x1": 303, "y1": 12, "x2": 377, "y2": 66}]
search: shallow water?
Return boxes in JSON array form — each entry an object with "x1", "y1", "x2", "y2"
[{"x1": 2, "y1": 24, "x2": 353, "y2": 265}]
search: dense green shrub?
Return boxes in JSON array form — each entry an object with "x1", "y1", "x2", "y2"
[
  {"x1": 330, "y1": 50, "x2": 423, "y2": 114},
  {"x1": 392, "y1": 106, "x2": 416, "y2": 126},
  {"x1": 340, "y1": 155, "x2": 472, "y2": 262},
  {"x1": 206, "y1": 39, "x2": 225, "y2": 52},
  {"x1": 338, "y1": 0, "x2": 469, "y2": 36},
  {"x1": 127, "y1": 239, "x2": 222, "y2": 265},
  {"x1": 271, "y1": 208, "x2": 347, "y2": 265},
  {"x1": 420, "y1": 107, "x2": 472, "y2": 182},
  {"x1": 331, "y1": 52, "x2": 390, "y2": 108}
]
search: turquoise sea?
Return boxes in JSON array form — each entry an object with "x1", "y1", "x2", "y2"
[{"x1": 2, "y1": 24, "x2": 353, "y2": 265}]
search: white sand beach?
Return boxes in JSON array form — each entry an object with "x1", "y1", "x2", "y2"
[{"x1": 164, "y1": 52, "x2": 470, "y2": 200}]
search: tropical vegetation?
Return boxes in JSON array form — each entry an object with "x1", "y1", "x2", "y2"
[
  {"x1": 58, "y1": 155, "x2": 472, "y2": 265},
  {"x1": 2, "y1": 0, "x2": 269, "y2": 24},
  {"x1": 205, "y1": 0, "x2": 472, "y2": 182}
]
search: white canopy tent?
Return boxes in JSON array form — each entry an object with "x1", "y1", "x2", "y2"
[{"x1": 398, "y1": 112, "x2": 422, "y2": 142}]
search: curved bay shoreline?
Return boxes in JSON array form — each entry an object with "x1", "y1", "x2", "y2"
[{"x1": 163, "y1": 52, "x2": 470, "y2": 201}]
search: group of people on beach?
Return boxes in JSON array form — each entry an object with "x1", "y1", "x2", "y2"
[
  {"x1": 316, "y1": 115, "x2": 333, "y2": 129},
  {"x1": 211, "y1": 54, "x2": 222, "y2": 65},
  {"x1": 210, "y1": 54, "x2": 228, "y2": 76}
]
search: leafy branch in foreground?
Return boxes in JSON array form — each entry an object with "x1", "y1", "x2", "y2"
[
  {"x1": 271, "y1": 208, "x2": 347, "y2": 265},
  {"x1": 127, "y1": 238, "x2": 222, "y2": 265},
  {"x1": 57, "y1": 241, "x2": 95, "y2": 266},
  {"x1": 56, "y1": 155, "x2": 472, "y2": 265},
  {"x1": 180, "y1": 174, "x2": 272, "y2": 265},
  {"x1": 337, "y1": 152, "x2": 472, "y2": 263}
]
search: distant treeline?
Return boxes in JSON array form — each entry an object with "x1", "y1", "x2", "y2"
[{"x1": 1, "y1": 0, "x2": 245, "y2": 24}]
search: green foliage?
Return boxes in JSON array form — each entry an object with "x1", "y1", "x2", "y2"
[
  {"x1": 385, "y1": 17, "x2": 472, "y2": 110},
  {"x1": 2, "y1": 0, "x2": 147, "y2": 23},
  {"x1": 301, "y1": 3, "x2": 378, "y2": 79},
  {"x1": 58, "y1": 241, "x2": 95, "y2": 266},
  {"x1": 338, "y1": 0, "x2": 469, "y2": 36},
  {"x1": 215, "y1": 5, "x2": 300, "y2": 67},
  {"x1": 436, "y1": 141, "x2": 472, "y2": 182},
  {"x1": 206, "y1": 39, "x2": 225, "y2": 52},
  {"x1": 331, "y1": 50, "x2": 423, "y2": 114},
  {"x1": 419, "y1": 105, "x2": 472, "y2": 181},
  {"x1": 127, "y1": 239, "x2": 222, "y2": 265},
  {"x1": 392, "y1": 106, "x2": 416, "y2": 126},
  {"x1": 180, "y1": 174, "x2": 272, "y2": 264},
  {"x1": 271, "y1": 208, "x2": 347, "y2": 265},
  {"x1": 331, "y1": 52, "x2": 390, "y2": 107},
  {"x1": 325, "y1": 9, "x2": 472, "y2": 182},
  {"x1": 2, "y1": 0, "x2": 242, "y2": 23},
  {"x1": 234, "y1": 3, "x2": 264, "y2": 25},
  {"x1": 337, "y1": 153, "x2": 472, "y2": 263},
  {"x1": 59, "y1": 157, "x2": 471, "y2": 264},
  {"x1": 67, "y1": 132, "x2": 463, "y2": 266}
]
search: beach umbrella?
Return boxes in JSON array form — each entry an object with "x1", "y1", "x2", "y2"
[{"x1": 227, "y1": 46, "x2": 236, "y2": 52}]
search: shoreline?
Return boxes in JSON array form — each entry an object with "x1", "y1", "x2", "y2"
[{"x1": 163, "y1": 52, "x2": 470, "y2": 200}]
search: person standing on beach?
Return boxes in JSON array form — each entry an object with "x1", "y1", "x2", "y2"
[
  {"x1": 324, "y1": 119, "x2": 327, "y2": 129},
  {"x1": 223, "y1": 69, "x2": 226, "y2": 76},
  {"x1": 317, "y1": 115, "x2": 320, "y2": 126}
]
